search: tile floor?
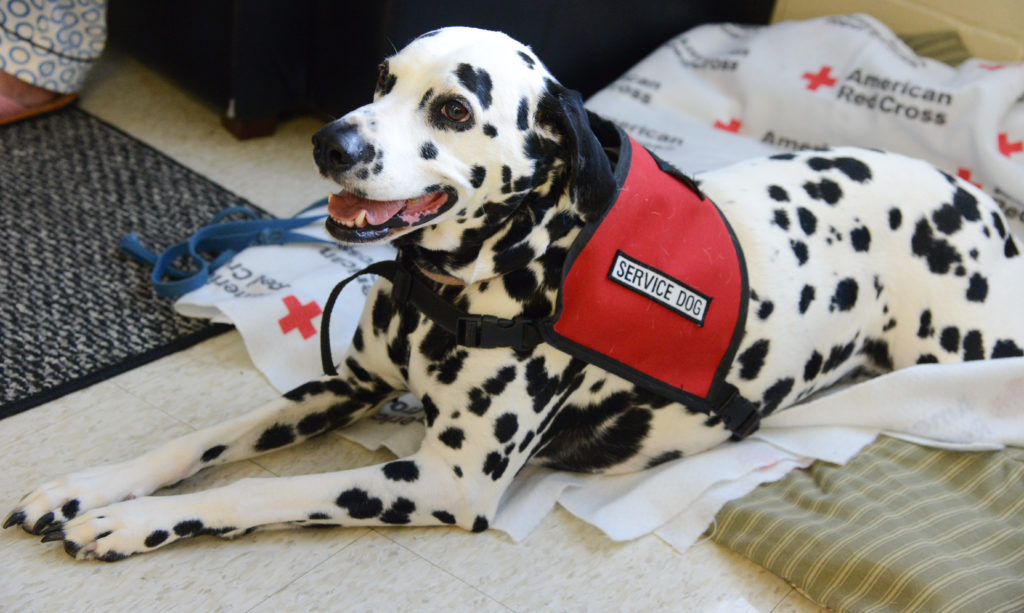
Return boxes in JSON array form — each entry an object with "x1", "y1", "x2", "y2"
[{"x1": 0, "y1": 48, "x2": 826, "y2": 612}]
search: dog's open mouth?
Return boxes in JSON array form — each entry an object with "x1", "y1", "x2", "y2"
[{"x1": 325, "y1": 189, "x2": 453, "y2": 242}]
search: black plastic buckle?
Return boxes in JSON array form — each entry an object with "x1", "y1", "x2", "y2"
[
  {"x1": 717, "y1": 384, "x2": 760, "y2": 440},
  {"x1": 456, "y1": 315, "x2": 506, "y2": 348}
]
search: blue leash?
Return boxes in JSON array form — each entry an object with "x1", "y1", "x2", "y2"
[{"x1": 119, "y1": 199, "x2": 337, "y2": 297}]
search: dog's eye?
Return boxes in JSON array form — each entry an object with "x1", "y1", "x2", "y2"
[{"x1": 441, "y1": 100, "x2": 471, "y2": 123}]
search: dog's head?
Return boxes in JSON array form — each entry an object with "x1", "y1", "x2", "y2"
[{"x1": 313, "y1": 27, "x2": 615, "y2": 267}]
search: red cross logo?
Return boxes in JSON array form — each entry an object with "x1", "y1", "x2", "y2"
[
  {"x1": 278, "y1": 295, "x2": 322, "y2": 340},
  {"x1": 956, "y1": 168, "x2": 981, "y2": 189},
  {"x1": 802, "y1": 66, "x2": 837, "y2": 91},
  {"x1": 713, "y1": 118, "x2": 742, "y2": 133},
  {"x1": 998, "y1": 133, "x2": 1023, "y2": 158}
]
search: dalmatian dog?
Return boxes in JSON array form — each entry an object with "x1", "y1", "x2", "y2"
[{"x1": 6, "y1": 27, "x2": 1023, "y2": 561}]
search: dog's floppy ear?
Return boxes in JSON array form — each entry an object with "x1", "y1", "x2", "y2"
[{"x1": 538, "y1": 81, "x2": 617, "y2": 220}]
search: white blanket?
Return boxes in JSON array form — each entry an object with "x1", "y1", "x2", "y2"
[{"x1": 176, "y1": 14, "x2": 1024, "y2": 552}]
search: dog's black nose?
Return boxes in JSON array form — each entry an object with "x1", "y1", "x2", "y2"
[{"x1": 312, "y1": 121, "x2": 374, "y2": 173}]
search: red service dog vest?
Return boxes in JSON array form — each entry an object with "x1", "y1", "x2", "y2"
[{"x1": 539, "y1": 132, "x2": 757, "y2": 437}]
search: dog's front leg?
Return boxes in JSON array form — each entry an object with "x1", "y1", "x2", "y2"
[
  {"x1": 47, "y1": 439, "x2": 496, "y2": 561},
  {"x1": 4, "y1": 351, "x2": 400, "y2": 537}
]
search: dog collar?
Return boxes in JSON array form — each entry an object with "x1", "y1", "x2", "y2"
[{"x1": 320, "y1": 123, "x2": 759, "y2": 440}]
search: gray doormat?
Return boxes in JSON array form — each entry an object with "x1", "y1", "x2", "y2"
[{"x1": 1, "y1": 106, "x2": 267, "y2": 419}]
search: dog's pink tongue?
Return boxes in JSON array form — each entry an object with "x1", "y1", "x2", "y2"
[{"x1": 328, "y1": 192, "x2": 406, "y2": 224}]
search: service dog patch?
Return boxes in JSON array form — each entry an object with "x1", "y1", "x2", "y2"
[{"x1": 608, "y1": 250, "x2": 711, "y2": 326}]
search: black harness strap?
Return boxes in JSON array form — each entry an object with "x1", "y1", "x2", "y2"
[{"x1": 320, "y1": 256, "x2": 542, "y2": 376}]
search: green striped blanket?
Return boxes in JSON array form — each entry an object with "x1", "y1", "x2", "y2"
[{"x1": 713, "y1": 436, "x2": 1024, "y2": 612}]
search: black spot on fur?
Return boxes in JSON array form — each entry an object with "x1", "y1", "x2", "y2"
[
  {"x1": 799, "y1": 285, "x2": 815, "y2": 314},
  {"x1": 517, "y1": 97, "x2": 529, "y2": 131},
  {"x1": 646, "y1": 450, "x2": 683, "y2": 469},
  {"x1": 771, "y1": 153, "x2": 796, "y2": 160},
  {"x1": 791, "y1": 240, "x2": 808, "y2": 265},
  {"x1": 468, "y1": 387, "x2": 491, "y2": 416},
  {"x1": 953, "y1": 187, "x2": 980, "y2": 222},
  {"x1": 931, "y1": 204, "x2": 962, "y2": 235},
  {"x1": 351, "y1": 327, "x2": 364, "y2": 352},
  {"x1": 804, "y1": 351, "x2": 823, "y2": 381},
  {"x1": 420, "y1": 142, "x2": 438, "y2": 160},
  {"x1": 889, "y1": 207, "x2": 902, "y2": 230},
  {"x1": 829, "y1": 278, "x2": 858, "y2": 312},
  {"x1": 940, "y1": 327, "x2": 960, "y2": 353},
  {"x1": 174, "y1": 520, "x2": 204, "y2": 536},
  {"x1": 493, "y1": 243, "x2": 536, "y2": 274},
  {"x1": 797, "y1": 207, "x2": 817, "y2": 235},
  {"x1": 992, "y1": 340, "x2": 1024, "y2": 358},
  {"x1": 455, "y1": 63, "x2": 492, "y2": 109},
  {"x1": 1007, "y1": 237, "x2": 1020, "y2": 258},
  {"x1": 439, "y1": 427, "x2": 465, "y2": 449},
  {"x1": 484, "y1": 366, "x2": 517, "y2": 395},
  {"x1": 833, "y1": 157, "x2": 872, "y2": 182},
  {"x1": 61, "y1": 499, "x2": 79, "y2": 520},
  {"x1": 421, "y1": 394, "x2": 440, "y2": 428},
  {"x1": 966, "y1": 273, "x2": 988, "y2": 302},
  {"x1": 483, "y1": 123, "x2": 498, "y2": 138},
  {"x1": 436, "y1": 350, "x2": 468, "y2": 384},
  {"x1": 383, "y1": 460, "x2": 419, "y2": 482},
  {"x1": 768, "y1": 185, "x2": 789, "y2": 201},
  {"x1": 963, "y1": 330, "x2": 984, "y2": 361},
  {"x1": 917, "y1": 310, "x2": 934, "y2": 338},
  {"x1": 494, "y1": 413, "x2": 519, "y2": 443},
  {"x1": 336, "y1": 488, "x2": 383, "y2": 519},
  {"x1": 986, "y1": 213, "x2": 1006, "y2": 241},
  {"x1": 850, "y1": 226, "x2": 871, "y2": 251},
  {"x1": 773, "y1": 209, "x2": 790, "y2": 229},
  {"x1": 761, "y1": 378, "x2": 795, "y2": 416},
  {"x1": 483, "y1": 451, "x2": 510, "y2": 480},
  {"x1": 737, "y1": 339, "x2": 770, "y2": 380},
  {"x1": 911, "y1": 218, "x2": 962, "y2": 274},
  {"x1": 525, "y1": 357, "x2": 559, "y2": 413},
  {"x1": 861, "y1": 338, "x2": 894, "y2": 370},
  {"x1": 472, "y1": 516, "x2": 489, "y2": 532},
  {"x1": 758, "y1": 300, "x2": 774, "y2": 320},
  {"x1": 503, "y1": 267, "x2": 538, "y2": 301},
  {"x1": 918, "y1": 354, "x2": 939, "y2": 364},
  {"x1": 254, "y1": 423, "x2": 295, "y2": 451},
  {"x1": 345, "y1": 356, "x2": 373, "y2": 383},
  {"x1": 518, "y1": 50, "x2": 536, "y2": 68},
  {"x1": 371, "y1": 292, "x2": 395, "y2": 334},
  {"x1": 803, "y1": 179, "x2": 842, "y2": 204},
  {"x1": 470, "y1": 165, "x2": 486, "y2": 188},
  {"x1": 201, "y1": 445, "x2": 227, "y2": 462},
  {"x1": 380, "y1": 498, "x2": 416, "y2": 524},
  {"x1": 433, "y1": 510, "x2": 456, "y2": 525},
  {"x1": 297, "y1": 411, "x2": 329, "y2": 436},
  {"x1": 144, "y1": 530, "x2": 169, "y2": 548},
  {"x1": 822, "y1": 340, "x2": 857, "y2": 373}
]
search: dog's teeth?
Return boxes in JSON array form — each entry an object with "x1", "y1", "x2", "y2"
[{"x1": 356, "y1": 210, "x2": 368, "y2": 227}]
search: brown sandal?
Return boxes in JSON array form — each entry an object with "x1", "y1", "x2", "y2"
[{"x1": 0, "y1": 92, "x2": 78, "y2": 126}]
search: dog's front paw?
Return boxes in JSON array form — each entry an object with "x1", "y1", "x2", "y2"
[
  {"x1": 43, "y1": 494, "x2": 244, "y2": 561},
  {"x1": 43, "y1": 497, "x2": 198, "y2": 561},
  {"x1": 4, "y1": 462, "x2": 153, "y2": 536}
]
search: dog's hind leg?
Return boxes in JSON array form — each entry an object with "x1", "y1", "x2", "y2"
[{"x1": 3, "y1": 357, "x2": 400, "y2": 537}]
